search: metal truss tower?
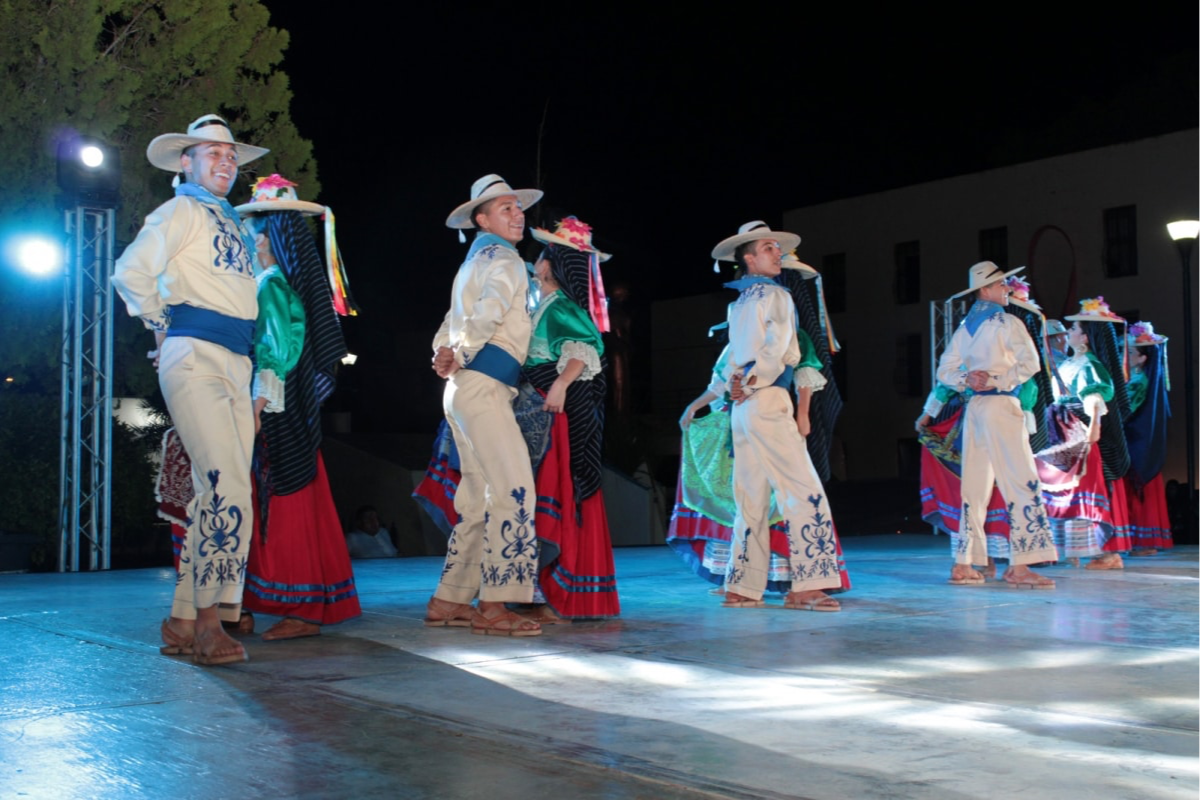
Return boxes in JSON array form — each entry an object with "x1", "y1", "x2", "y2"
[
  {"x1": 58, "y1": 206, "x2": 116, "y2": 571},
  {"x1": 928, "y1": 296, "x2": 970, "y2": 375}
]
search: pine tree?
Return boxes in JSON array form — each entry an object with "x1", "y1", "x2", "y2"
[
  {"x1": 0, "y1": 0, "x2": 318, "y2": 240},
  {"x1": 0, "y1": 0, "x2": 317, "y2": 560}
]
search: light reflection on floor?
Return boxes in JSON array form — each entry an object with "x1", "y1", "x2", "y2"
[{"x1": 1, "y1": 534, "x2": 1195, "y2": 799}]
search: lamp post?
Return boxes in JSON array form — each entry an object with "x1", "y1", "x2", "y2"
[{"x1": 1167, "y1": 220, "x2": 1199, "y2": 528}]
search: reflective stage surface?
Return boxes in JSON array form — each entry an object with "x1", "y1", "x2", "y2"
[{"x1": 1, "y1": 535, "x2": 1196, "y2": 799}]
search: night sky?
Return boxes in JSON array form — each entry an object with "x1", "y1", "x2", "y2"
[{"x1": 261, "y1": 6, "x2": 1197, "y2": 432}]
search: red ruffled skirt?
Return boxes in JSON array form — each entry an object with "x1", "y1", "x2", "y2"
[
  {"x1": 534, "y1": 412, "x2": 620, "y2": 618},
  {"x1": 1040, "y1": 443, "x2": 1131, "y2": 556},
  {"x1": 918, "y1": 416, "x2": 1009, "y2": 533},
  {"x1": 1042, "y1": 444, "x2": 1114, "y2": 523},
  {"x1": 412, "y1": 410, "x2": 621, "y2": 618},
  {"x1": 1121, "y1": 473, "x2": 1173, "y2": 550},
  {"x1": 242, "y1": 453, "x2": 362, "y2": 625}
]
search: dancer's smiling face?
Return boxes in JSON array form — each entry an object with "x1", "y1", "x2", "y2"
[
  {"x1": 180, "y1": 142, "x2": 239, "y2": 198},
  {"x1": 474, "y1": 194, "x2": 525, "y2": 244}
]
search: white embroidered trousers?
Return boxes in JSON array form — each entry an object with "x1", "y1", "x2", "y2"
[
  {"x1": 958, "y1": 395, "x2": 1058, "y2": 566},
  {"x1": 435, "y1": 369, "x2": 538, "y2": 604},
  {"x1": 158, "y1": 337, "x2": 255, "y2": 620},
  {"x1": 727, "y1": 387, "x2": 843, "y2": 600}
]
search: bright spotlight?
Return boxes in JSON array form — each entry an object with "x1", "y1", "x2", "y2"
[
  {"x1": 14, "y1": 237, "x2": 63, "y2": 276},
  {"x1": 341, "y1": 352, "x2": 358, "y2": 366},
  {"x1": 80, "y1": 146, "x2": 104, "y2": 168},
  {"x1": 56, "y1": 135, "x2": 121, "y2": 208}
]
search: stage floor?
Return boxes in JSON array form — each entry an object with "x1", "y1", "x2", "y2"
[{"x1": 1, "y1": 535, "x2": 1196, "y2": 799}]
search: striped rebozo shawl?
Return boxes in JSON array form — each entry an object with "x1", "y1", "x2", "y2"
[
  {"x1": 258, "y1": 210, "x2": 348, "y2": 498},
  {"x1": 522, "y1": 245, "x2": 607, "y2": 508},
  {"x1": 1082, "y1": 320, "x2": 1131, "y2": 482},
  {"x1": 1005, "y1": 304, "x2": 1054, "y2": 454},
  {"x1": 774, "y1": 267, "x2": 842, "y2": 484}
]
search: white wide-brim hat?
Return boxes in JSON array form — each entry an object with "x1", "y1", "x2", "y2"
[
  {"x1": 950, "y1": 261, "x2": 1024, "y2": 299},
  {"x1": 446, "y1": 174, "x2": 543, "y2": 230},
  {"x1": 711, "y1": 221, "x2": 801, "y2": 262},
  {"x1": 1045, "y1": 319, "x2": 1068, "y2": 336},
  {"x1": 146, "y1": 114, "x2": 269, "y2": 172}
]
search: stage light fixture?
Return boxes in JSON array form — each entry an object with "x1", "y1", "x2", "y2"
[
  {"x1": 80, "y1": 145, "x2": 104, "y2": 168},
  {"x1": 12, "y1": 235, "x2": 63, "y2": 277},
  {"x1": 57, "y1": 136, "x2": 121, "y2": 208}
]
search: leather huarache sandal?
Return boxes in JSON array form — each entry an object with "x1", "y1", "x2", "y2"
[
  {"x1": 721, "y1": 593, "x2": 765, "y2": 608},
  {"x1": 948, "y1": 567, "x2": 986, "y2": 586},
  {"x1": 470, "y1": 607, "x2": 542, "y2": 637},
  {"x1": 424, "y1": 597, "x2": 474, "y2": 628},
  {"x1": 191, "y1": 628, "x2": 248, "y2": 666},
  {"x1": 262, "y1": 618, "x2": 321, "y2": 641},
  {"x1": 783, "y1": 592, "x2": 841, "y2": 612},
  {"x1": 1002, "y1": 569, "x2": 1056, "y2": 589},
  {"x1": 159, "y1": 619, "x2": 194, "y2": 656},
  {"x1": 518, "y1": 605, "x2": 570, "y2": 625}
]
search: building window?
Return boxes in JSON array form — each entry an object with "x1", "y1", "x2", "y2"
[
  {"x1": 894, "y1": 241, "x2": 920, "y2": 304},
  {"x1": 1104, "y1": 205, "x2": 1138, "y2": 278},
  {"x1": 892, "y1": 332, "x2": 923, "y2": 397},
  {"x1": 979, "y1": 226, "x2": 1008, "y2": 267},
  {"x1": 821, "y1": 253, "x2": 846, "y2": 313}
]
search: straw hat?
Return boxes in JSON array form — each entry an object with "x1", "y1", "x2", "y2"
[
  {"x1": 1128, "y1": 321, "x2": 1168, "y2": 346},
  {"x1": 711, "y1": 221, "x2": 801, "y2": 262},
  {"x1": 781, "y1": 252, "x2": 818, "y2": 279},
  {"x1": 445, "y1": 174, "x2": 542, "y2": 229},
  {"x1": 950, "y1": 261, "x2": 1024, "y2": 299},
  {"x1": 531, "y1": 216, "x2": 611, "y2": 261},
  {"x1": 146, "y1": 113, "x2": 268, "y2": 172},
  {"x1": 235, "y1": 174, "x2": 324, "y2": 216},
  {"x1": 1004, "y1": 273, "x2": 1041, "y2": 312},
  {"x1": 1064, "y1": 296, "x2": 1126, "y2": 324}
]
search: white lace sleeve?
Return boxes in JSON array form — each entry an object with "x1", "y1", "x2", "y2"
[
  {"x1": 1083, "y1": 393, "x2": 1108, "y2": 419},
  {"x1": 922, "y1": 390, "x2": 944, "y2": 418},
  {"x1": 254, "y1": 369, "x2": 286, "y2": 413},
  {"x1": 558, "y1": 340, "x2": 602, "y2": 381},
  {"x1": 794, "y1": 366, "x2": 827, "y2": 392}
]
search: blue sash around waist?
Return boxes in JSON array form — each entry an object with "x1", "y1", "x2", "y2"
[
  {"x1": 462, "y1": 343, "x2": 521, "y2": 387},
  {"x1": 741, "y1": 362, "x2": 795, "y2": 391},
  {"x1": 166, "y1": 304, "x2": 255, "y2": 356}
]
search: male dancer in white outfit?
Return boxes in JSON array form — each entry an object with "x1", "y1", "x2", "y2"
[
  {"x1": 425, "y1": 174, "x2": 544, "y2": 636},
  {"x1": 936, "y1": 262, "x2": 1057, "y2": 588},
  {"x1": 113, "y1": 114, "x2": 268, "y2": 664},
  {"x1": 711, "y1": 222, "x2": 845, "y2": 611}
]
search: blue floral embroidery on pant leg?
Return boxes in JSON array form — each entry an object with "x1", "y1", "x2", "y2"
[
  {"x1": 483, "y1": 486, "x2": 538, "y2": 587},
  {"x1": 794, "y1": 495, "x2": 840, "y2": 581},
  {"x1": 1021, "y1": 480, "x2": 1054, "y2": 552},
  {"x1": 193, "y1": 470, "x2": 245, "y2": 589},
  {"x1": 726, "y1": 527, "x2": 751, "y2": 586},
  {"x1": 955, "y1": 502, "x2": 972, "y2": 556},
  {"x1": 195, "y1": 470, "x2": 243, "y2": 558}
]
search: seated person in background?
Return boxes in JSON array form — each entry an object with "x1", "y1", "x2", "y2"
[{"x1": 347, "y1": 506, "x2": 398, "y2": 558}]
